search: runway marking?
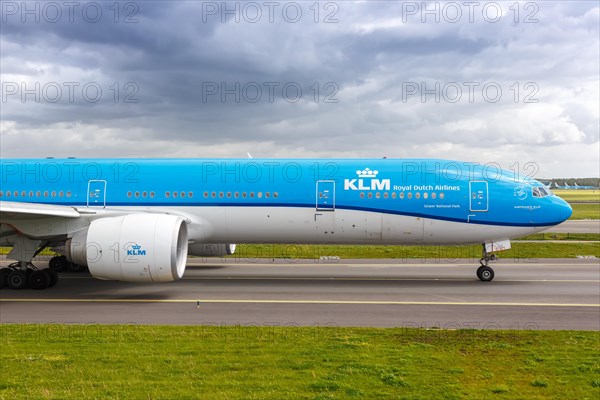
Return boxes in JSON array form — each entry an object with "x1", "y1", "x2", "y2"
[
  {"x1": 55, "y1": 276, "x2": 600, "y2": 283},
  {"x1": 186, "y1": 263, "x2": 600, "y2": 268},
  {"x1": 1, "y1": 298, "x2": 598, "y2": 307}
]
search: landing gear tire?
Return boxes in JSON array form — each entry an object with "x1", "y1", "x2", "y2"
[
  {"x1": 7, "y1": 270, "x2": 28, "y2": 290},
  {"x1": 477, "y1": 266, "x2": 494, "y2": 282},
  {"x1": 68, "y1": 263, "x2": 87, "y2": 273},
  {"x1": 47, "y1": 269, "x2": 59, "y2": 287},
  {"x1": 0, "y1": 269, "x2": 7, "y2": 289},
  {"x1": 49, "y1": 256, "x2": 69, "y2": 273},
  {"x1": 29, "y1": 270, "x2": 51, "y2": 290}
]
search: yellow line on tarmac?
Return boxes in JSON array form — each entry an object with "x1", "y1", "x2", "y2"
[
  {"x1": 1, "y1": 298, "x2": 598, "y2": 307},
  {"x1": 55, "y1": 276, "x2": 600, "y2": 283}
]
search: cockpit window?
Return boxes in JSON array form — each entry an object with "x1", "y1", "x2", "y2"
[{"x1": 532, "y1": 187, "x2": 551, "y2": 198}]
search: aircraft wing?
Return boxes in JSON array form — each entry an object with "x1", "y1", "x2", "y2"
[{"x1": 0, "y1": 201, "x2": 81, "y2": 221}]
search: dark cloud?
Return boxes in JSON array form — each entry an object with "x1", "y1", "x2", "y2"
[{"x1": 0, "y1": 1, "x2": 598, "y2": 176}]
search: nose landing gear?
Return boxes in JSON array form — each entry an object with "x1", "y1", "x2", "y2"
[{"x1": 477, "y1": 245, "x2": 498, "y2": 282}]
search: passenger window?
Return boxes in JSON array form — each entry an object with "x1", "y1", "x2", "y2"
[
  {"x1": 204, "y1": 192, "x2": 209, "y2": 198},
  {"x1": 150, "y1": 192, "x2": 155, "y2": 198},
  {"x1": 165, "y1": 192, "x2": 170, "y2": 198},
  {"x1": 142, "y1": 192, "x2": 147, "y2": 198},
  {"x1": 399, "y1": 192, "x2": 405, "y2": 199},
  {"x1": 128, "y1": 192, "x2": 132, "y2": 198},
  {"x1": 173, "y1": 192, "x2": 178, "y2": 198},
  {"x1": 360, "y1": 192, "x2": 365, "y2": 199},
  {"x1": 219, "y1": 192, "x2": 223, "y2": 198},
  {"x1": 242, "y1": 192, "x2": 247, "y2": 198},
  {"x1": 432, "y1": 193, "x2": 436, "y2": 199},
  {"x1": 250, "y1": 192, "x2": 255, "y2": 198},
  {"x1": 181, "y1": 192, "x2": 186, "y2": 198},
  {"x1": 135, "y1": 192, "x2": 140, "y2": 198},
  {"x1": 188, "y1": 192, "x2": 193, "y2": 198},
  {"x1": 211, "y1": 192, "x2": 216, "y2": 198},
  {"x1": 391, "y1": 192, "x2": 396, "y2": 199},
  {"x1": 273, "y1": 192, "x2": 278, "y2": 198},
  {"x1": 22, "y1": 191, "x2": 26, "y2": 197},
  {"x1": 14, "y1": 191, "x2": 19, "y2": 197},
  {"x1": 423, "y1": 193, "x2": 428, "y2": 199},
  {"x1": 29, "y1": 191, "x2": 34, "y2": 197},
  {"x1": 375, "y1": 193, "x2": 380, "y2": 199},
  {"x1": 407, "y1": 192, "x2": 413, "y2": 199},
  {"x1": 37, "y1": 191, "x2": 41, "y2": 197},
  {"x1": 367, "y1": 193, "x2": 373, "y2": 199},
  {"x1": 440, "y1": 193, "x2": 445, "y2": 199},
  {"x1": 416, "y1": 192, "x2": 421, "y2": 199},
  {"x1": 234, "y1": 192, "x2": 239, "y2": 198},
  {"x1": 265, "y1": 192, "x2": 270, "y2": 198},
  {"x1": 6, "y1": 192, "x2": 10, "y2": 197},
  {"x1": 59, "y1": 191, "x2": 64, "y2": 198}
]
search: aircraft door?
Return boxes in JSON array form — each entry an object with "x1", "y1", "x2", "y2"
[
  {"x1": 316, "y1": 180, "x2": 335, "y2": 211},
  {"x1": 469, "y1": 181, "x2": 488, "y2": 212},
  {"x1": 87, "y1": 180, "x2": 107, "y2": 208}
]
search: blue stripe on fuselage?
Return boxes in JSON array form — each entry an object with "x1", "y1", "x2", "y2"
[{"x1": 0, "y1": 158, "x2": 568, "y2": 227}]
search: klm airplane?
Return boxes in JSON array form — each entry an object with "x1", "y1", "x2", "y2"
[{"x1": 0, "y1": 158, "x2": 572, "y2": 289}]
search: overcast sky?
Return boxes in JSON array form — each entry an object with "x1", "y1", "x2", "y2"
[{"x1": 1, "y1": 1, "x2": 598, "y2": 177}]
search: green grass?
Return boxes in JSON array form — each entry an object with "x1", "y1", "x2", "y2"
[
  {"x1": 3, "y1": 238, "x2": 598, "y2": 261},
  {"x1": 0, "y1": 325, "x2": 597, "y2": 399},
  {"x1": 554, "y1": 189, "x2": 600, "y2": 203},
  {"x1": 570, "y1": 203, "x2": 600, "y2": 220},
  {"x1": 223, "y1": 242, "x2": 600, "y2": 260},
  {"x1": 518, "y1": 233, "x2": 600, "y2": 241}
]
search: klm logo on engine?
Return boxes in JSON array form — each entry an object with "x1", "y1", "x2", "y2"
[
  {"x1": 127, "y1": 244, "x2": 147, "y2": 256},
  {"x1": 344, "y1": 168, "x2": 390, "y2": 191}
]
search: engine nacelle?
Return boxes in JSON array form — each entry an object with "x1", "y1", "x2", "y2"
[
  {"x1": 188, "y1": 243, "x2": 236, "y2": 257},
  {"x1": 66, "y1": 214, "x2": 188, "y2": 282}
]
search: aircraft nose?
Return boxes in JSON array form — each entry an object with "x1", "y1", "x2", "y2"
[{"x1": 553, "y1": 197, "x2": 572, "y2": 224}]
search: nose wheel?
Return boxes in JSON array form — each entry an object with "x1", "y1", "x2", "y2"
[
  {"x1": 476, "y1": 265, "x2": 494, "y2": 282},
  {"x1": 477, "y1": 244, "x2": 498, "y2": 282}
]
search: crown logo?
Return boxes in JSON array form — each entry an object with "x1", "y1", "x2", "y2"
[
  {"x1": 132, "y1": 244, "x2": 142, "y2": 250},
  {"x1": 356, "y1": 168, "x2": 379, "y2": 178}
]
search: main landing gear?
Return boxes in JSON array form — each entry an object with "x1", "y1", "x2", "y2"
[
  {"x1": 48, "y1": 255, "x2": 88, "y2": 274},
  {"x1": 0, "y1": 262, "x2": 59, "y2": 290},
  {"x1": 477, "y1": 244, "x2": 498, "y2": 282},
  {"x1": 0, "y1": 256, "x2": 87, "y2": 291}
]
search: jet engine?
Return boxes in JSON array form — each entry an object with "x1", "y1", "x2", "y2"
[{"x1": 65, "y1": 214, "x2": 188, "y2": 282}]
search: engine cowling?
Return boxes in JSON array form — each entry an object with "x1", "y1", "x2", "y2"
[
  {"x1": 66, "y1": 214, "x2": 188, "y2": 282},
  {"x1": 188, "y1": 243, "x2": 236, "y2": 257}
]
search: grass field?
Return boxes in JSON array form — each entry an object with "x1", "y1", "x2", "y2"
[
  {"x1": 2, "y1": 239, "x2": 598, "y2": 261},
  {"x1": 223, "y1": 242, "x2": 600, "y2": 260},
  {"x1": 554, "y1": 189, "x2": 600, "y2": 203},
  {"x1": 0, "y1": 325, "x2": 598, "y2": 400},
  {"x1": 570, "y1": 203, "x2": 600, "y2": 220}
]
